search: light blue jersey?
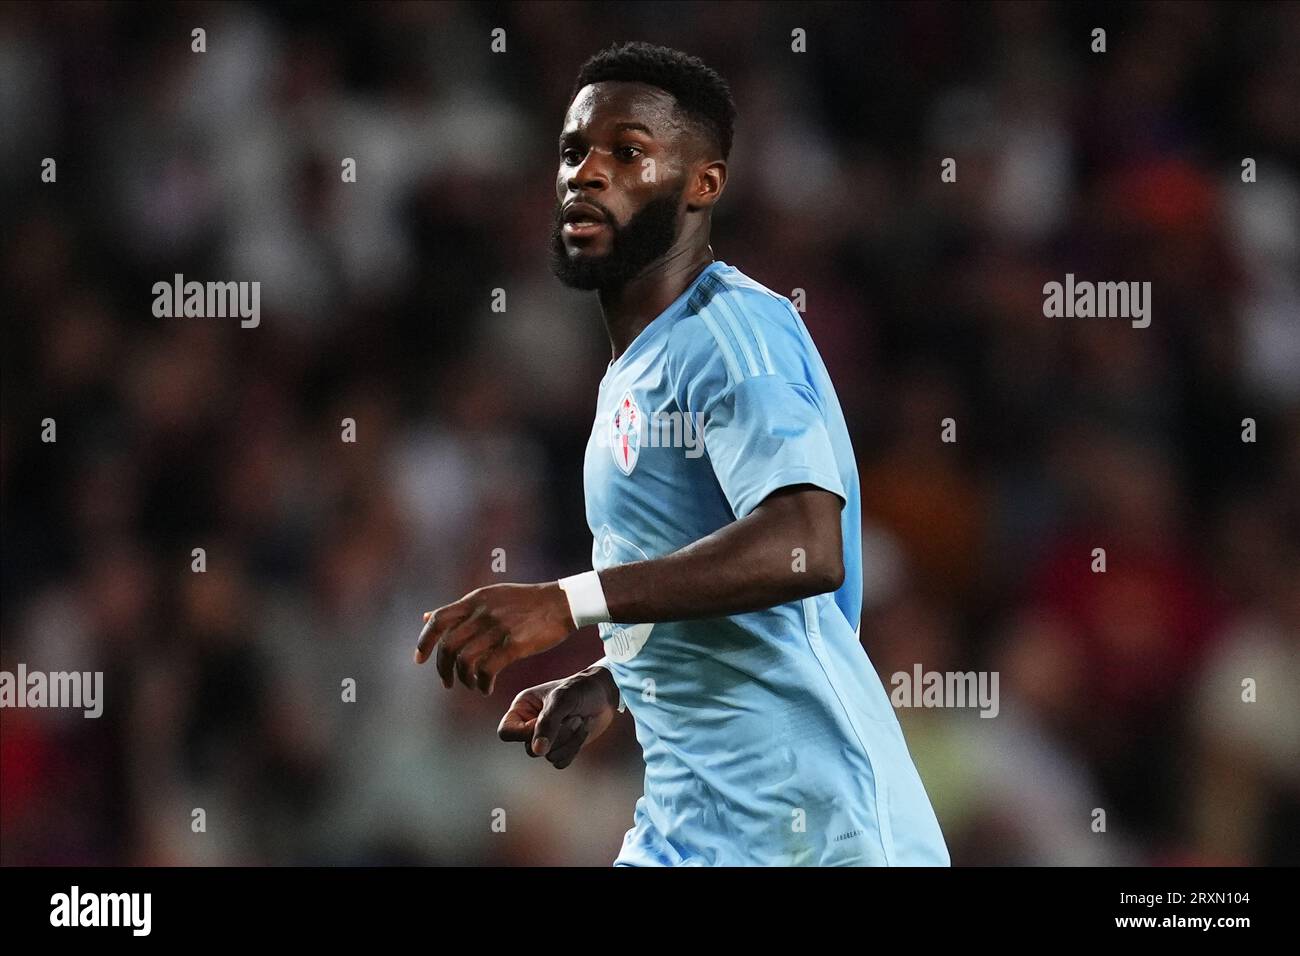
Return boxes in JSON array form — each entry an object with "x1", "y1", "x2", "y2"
[{"x1": 585, "y1": 260, "x2": 949, "y2": 866}]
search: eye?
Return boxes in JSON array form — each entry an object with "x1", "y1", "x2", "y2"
[
  {"x1": 561, "y1": 147, "x2": 584, "y2": 165},
  {"x1": 616, "y1": 144, "x2": 643, "y2": 161}
]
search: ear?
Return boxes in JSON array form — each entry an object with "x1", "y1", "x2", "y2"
[{"x1": 686, "y1": 159, "x2": 727, "y2": 212}]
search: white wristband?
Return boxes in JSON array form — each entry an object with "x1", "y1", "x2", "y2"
[{"x1": 557, "y1": 570, "x2": 611, "y2": 629}]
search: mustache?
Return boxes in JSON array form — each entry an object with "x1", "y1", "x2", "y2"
[{"x1": 554, "y1": 198, "x2": 617, "y2": 227}]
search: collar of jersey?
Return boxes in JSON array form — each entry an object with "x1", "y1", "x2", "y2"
[{"x1": 601, "y1": 260, "x2": 729, "y2": 386}]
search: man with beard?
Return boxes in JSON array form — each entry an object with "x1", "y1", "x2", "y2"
[{"x1": 414, "y1": 42, "x2": 949, "y2": 867}]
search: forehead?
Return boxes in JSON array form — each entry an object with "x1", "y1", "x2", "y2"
[{"x1": 562, "y1": 81, "x2": 683, "y2": 138}]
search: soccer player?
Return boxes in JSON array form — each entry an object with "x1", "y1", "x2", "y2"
[{"x1": 415, "y1": 41, "x2": 950, "y2": 866}]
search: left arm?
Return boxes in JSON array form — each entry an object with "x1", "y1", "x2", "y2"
[
  {"x1": 414, "y1": 483, "x2": 844, "y2": 694},
  {"x1": 601, "y1": 482, "x2": 844, "y2": 621}
]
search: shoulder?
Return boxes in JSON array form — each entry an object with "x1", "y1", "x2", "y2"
[{"x1": 664, "y1": 264, "x2": 808, "y2": 390}]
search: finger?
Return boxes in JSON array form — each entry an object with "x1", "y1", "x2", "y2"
[
  {"x1": 548, "y1": 716, "x2": 589, "y2": 768},
  {"x1": 499, "y1": 713, "x2": 537, "y2": 743},
  {"x1": 473, "y1": 644, "x2": 520, "y2": 696},
  {"x1": 415, "y1": 601, "x2": 472, "y2": 665},
  {"x1": 435, "y1": 610, "x2": 487, "y2": 688},
  {"x1": 456, "y1": 628, "x2": 505, "y2": 693},
  {"x1": 546, "y1": 716, "x2": 589, "y2": 769},
  {"x1": 498, "y1": 692, "x2": 540, "y2": 740},
  {"x1": 532, "y1": 687, "x2": 575, "y2": 757},
  {"x1": 525, "y1": 723, "x2": 547, "y2": 757},
  {"x1": 544, "y1": 710, "x2": 582, "y2": 755},
  {"x1": 414, "y1": 611, "x2": 434, "y2": 662},
  {"x1": 415, "y1": 608, "x2": 447, "y2": 664}
]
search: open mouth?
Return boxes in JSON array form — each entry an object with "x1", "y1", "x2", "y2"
[
  {"x1": 562, "y1": 219, "x2": 607, "y2": 237},
  {"x1": 561, "y1": 202, "x2": 609, "y2": 238}
]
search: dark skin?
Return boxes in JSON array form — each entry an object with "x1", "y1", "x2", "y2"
[
  {"x1": 557, "y1": 81, "x2": 721, "y2": 356},
  {"x1": 415, "y1": 80, "x2": 845, "y2": 764}
]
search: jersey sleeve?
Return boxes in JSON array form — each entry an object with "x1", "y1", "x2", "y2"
[{"x1": 665, "y1": 292, "x2": 847, "y2": 520}]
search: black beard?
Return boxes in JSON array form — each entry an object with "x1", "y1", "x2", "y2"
[{"x1": 550, "y1": 189, "x2": 683, "y2": 291}]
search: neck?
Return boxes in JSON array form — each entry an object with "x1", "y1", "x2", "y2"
[{"x1": 598, "y1": 242, "x2": 714, "y2": 363}]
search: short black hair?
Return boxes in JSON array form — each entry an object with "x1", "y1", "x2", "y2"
[{"x1": 571, "y1": 41, "x2": 736, "y2": 161}]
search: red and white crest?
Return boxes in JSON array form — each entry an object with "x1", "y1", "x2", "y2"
[{"x1": 610, "y1": 390, "x2": 641, "y2": 475}]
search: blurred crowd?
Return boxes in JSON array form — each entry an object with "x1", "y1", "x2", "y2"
[{"x1": 2, "y1": 1, "x2": 1297, "y2": 865}]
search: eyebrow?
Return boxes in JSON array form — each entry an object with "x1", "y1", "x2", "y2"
[{"x1": 559, "y1": 121, "x2": 655, "y2": 146}]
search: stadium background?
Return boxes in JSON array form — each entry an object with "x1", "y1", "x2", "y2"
[{"x1": 2, "y1": 0, "x2": 1297, "y2": 866}]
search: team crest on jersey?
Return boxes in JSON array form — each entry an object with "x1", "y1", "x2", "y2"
[{"x1": 610, "y1": 389, "x2": 642, "y2": 475}]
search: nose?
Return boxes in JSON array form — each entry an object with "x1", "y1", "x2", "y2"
[{"x1": 566, "y1": 150, "x2": 609, "y2": 195}]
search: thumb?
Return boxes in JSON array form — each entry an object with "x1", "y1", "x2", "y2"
[{"x1": 498, "y1": 688, "x2": 544, "y2": 741}]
